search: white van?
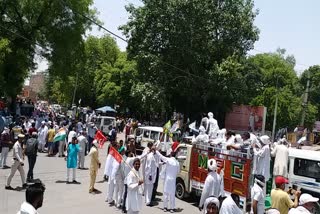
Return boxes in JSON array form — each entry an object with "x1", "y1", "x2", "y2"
[
  {"x1": 134, "y1": 126, "x2": 172, "y2": 153},
  {"x1": 94, "y1": 116, "x2": 116, "y2": 135},
  {"x1": 288, "y1": 147, "x2": 320, "y2": 199}
]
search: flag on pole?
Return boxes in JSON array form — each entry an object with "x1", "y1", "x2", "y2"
[
  {"x1": 104, "y1": 146, "x2": 123, "y2": 178},
  {"x1": 53, "y1": 128, "x2": 67, "y2": 142},
  {"x1": 94, "y1": 130, "x2": 107, "y2": 148},
  {"x1": 163, "y1": 120, "x2": 171, "y2": 134}
]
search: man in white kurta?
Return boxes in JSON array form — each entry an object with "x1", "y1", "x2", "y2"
[
  {"x1": 77, "y1": 131, "x2": 88, "y2": 169},
  {"x1": 271, "y1": 141, "x2": 289, "y2": 178},
  {"x1": 37, "y1": 121, "x2": 48, "y2": 152},
  {"x1": 144, "y1": 151, "x2": 157, "y2": 205},
  {"x1": 199, "y1": 159, "x2": 224, "y2": 210},
  {"x1": 219, "y1": 194, "x2": 242, "y2": 214},
  {"x1": 156, "y1": 151, "x2": 180, "y2": 212},
  {"x1": 126, "y1": 158, "x2": 143, "y2": 214},
  {"x1": 114, "y1": 147, "x2": 125, "y2": 208},
  {"x1": 207, "y1": 112, "x2": 219, "y2": 139},
  {"x1": 253, "y1": 135, "x2": 271, "y2": 181},
  {"x1": 251, "y1": 175, "x2": 265, "y2": 214}
]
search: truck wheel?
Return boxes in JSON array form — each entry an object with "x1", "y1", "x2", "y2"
[{"x1": 176, "y1": 179, "x2": 186, "y2": 199}]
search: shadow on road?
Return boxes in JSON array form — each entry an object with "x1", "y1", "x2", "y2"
[{"x1": 55, "y1": 180, "x2": 67, "y2": 184}]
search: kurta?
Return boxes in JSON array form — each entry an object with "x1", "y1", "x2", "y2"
[
  {"x1": 271, "y1": 144, "x2": 289, "y2": 177},
  {"x1": 156, "y1": 151, "x2": 180, "y2": 195},
  {"x1": 89, "y1": 147, "x2": 99, "y2": 170},
  {"x1": 126, "y1": 169, "x2": 143, "y2": 212},
  {"x1": 67, "y1": 144, "x2": 80, "y2": 168},
  {"x1": 253, "y1": 144, "x2": 271, "y2": 180},
  {"x1": 219, "y1": 195, "x2": 242, "y2": 214},
  {"x1": 144, "y1": 152, "x2": 157, "y2": 184},
  {"x1": 199, "y1": 171, "x2": 224, "y2": 207}
]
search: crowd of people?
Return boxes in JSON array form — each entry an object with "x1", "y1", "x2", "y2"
[{"x1": 1, "y1": 111, "x2": 319, "y2": 214}]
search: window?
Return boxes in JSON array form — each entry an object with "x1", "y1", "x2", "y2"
[
  {"x1": 94, "y1": 118, "x2": 102, "y2": 127},
  {"x1": 150, "y1": 131, "x2": 160, "y2": 141},
  {"x1": 176, "y1": 147, "x2": 187, "y2": 158},
  {"x1": 294, "y1": 158, "x2": 320, "y2": 179},
  {"x1": 136, "y1": 128, "x2": 142, "y2": 136},
  {"x1": 143, "y1": 130, "x2": 150, "y2": 138},
  {"x1": 104, "y1": 119, "x2": 114, "y2": 126}
]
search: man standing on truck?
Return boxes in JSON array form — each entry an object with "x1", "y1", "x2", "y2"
[
  {"x1": 271, "y1": 176, "x2": 300, "y2": 214},
  {"x1": 199, "y1": 159, "x2": 224, "y2": 211},
  {"x1": 253, "y1": 135, "x2": 271, "y2": 182}
]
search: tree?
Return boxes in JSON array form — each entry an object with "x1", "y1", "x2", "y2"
[
  {"x1": 0, "y1": 0, "x2": 96, "y2": 103},
  {"x1": 121, "y1": 0, "x2": 259, "y2": 120},
  {"x1": 247, "y1": 52, "x2": 317, "y2": 130},
  {"x1": 300, "y1": 65, "x2": 320, "y2": 120}
]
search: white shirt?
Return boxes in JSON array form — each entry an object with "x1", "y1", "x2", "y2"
[
  {"x1": 17, "y1": 201, "x2": 39, "y2": 214},
  {"x1": 77, "y1": 135, "x2": 87, "y2": 152},
  {"x1": 126, "y1": 169, "x2": 143, "y2": 212},
  {"x1": 37, "y1": 126, "x2": 48, "y2": 144},
  {"x1": 220, "y1": 196, "x2": 242, "y2": 214},
  {"x1": 199, "y1": 171, "x2": 224, "y2": 207},
  {"x1": 144, "y1": 152, "x2": 157, "y2": 184},
  {"x1": 271, "y1": 144, "x2": 289, "y2": 177},
  {"x1": 288, "y1": 206, "x2": 312, "y2": 214},
  {"x1": 253, "y1": 144, "x2": 271, "y2": 180},
  {"x1": 13, "y1": 141, "x2": 23, "y2": 162},
  {"x1": 251, "y1": 183, "x2": 265, "y2": 214}
]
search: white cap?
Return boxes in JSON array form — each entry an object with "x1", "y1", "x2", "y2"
[
  {"x1": 260, "y1": 135, "x2": 271, "y2": 145},
  {"x1": 299, "y1": 193, "x2": 319, "y2": 205},
  {"x1": 92, "y1": 140, "x2": 99, "y2": 148},
  {"x1": 207, "y1": 159, "x2": 217, "y2": 171},
  {"x1": 41, "y1": 121, "x2": 45, "y2": 124},
  {"x1": 266, "y1": 209, "x2": 280, "y2": 214}
]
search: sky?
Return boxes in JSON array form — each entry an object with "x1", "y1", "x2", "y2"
[{"x1": 36, "y1": 0, "x2": 320, "y2": 74}]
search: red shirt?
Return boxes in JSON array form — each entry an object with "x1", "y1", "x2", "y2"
[{"x1": 28, "y1": 127, "x2": 38, "y2": 136}]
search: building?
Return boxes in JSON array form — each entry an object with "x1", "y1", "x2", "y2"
[{"x1": 29, "y1": 72, "x2": 46, "y2": 94}]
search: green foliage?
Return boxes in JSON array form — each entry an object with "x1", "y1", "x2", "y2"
[
  {"x1": 121, "y1": 0, "x2": 259, "y2": 118},
  {"x1": 0, "y1": 0, "x2": 96, "y2": 99}
]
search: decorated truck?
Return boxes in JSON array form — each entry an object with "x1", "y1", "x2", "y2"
[{"x1": 175, "y1": 141, "x2": 253, "y2": 213}]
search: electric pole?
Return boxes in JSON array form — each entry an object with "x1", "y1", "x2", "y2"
[
  {"x1": 300, "y1": 69, "x2": 310, "y2": 127},
  {"x1": 271, "y1": 76, "x2": 279, "y2": 142}
]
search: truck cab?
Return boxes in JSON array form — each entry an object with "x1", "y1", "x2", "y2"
[
  {"x1": 134, "y1": 126, "x2": 172, "y2": 153},
  {"x1": 288, "y1": 146, "x2": 320, "y2": 199},
  {"x1": 175, "y1": 141, "x2": 253, "y2": 213}
]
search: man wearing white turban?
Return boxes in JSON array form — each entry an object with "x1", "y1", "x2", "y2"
[
  {"x1": 199, "y1": 159, "x2": 224, "y2": 211},
  {"x1": 203, "y1": 196, "x2": 219, "y2": 214},
  {"x1": 254, "y1": 135, "x2": 271, "y2": 181}
]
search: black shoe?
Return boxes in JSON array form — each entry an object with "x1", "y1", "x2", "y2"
[
  {"x1": 22, "y1": 183, "x2": 28, "y2": 189},
  {"x1": 5, "y1": 186, "x2": 14, "y2": 190},
  {"x1": 3, "y1": 165, "x2": 10, "y2": 169},
  {"x1": 164, "y1": 208, "x2": 168, "y2": 212},
  {"x1": 72, "y1": 180, "x2": 80, "y2": 184},
  {"x1": 27, "y1": 178, "x2": 33, "y2": 183}
]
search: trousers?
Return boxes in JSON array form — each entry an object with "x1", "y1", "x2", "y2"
[
  {"x1": 163, "y1": 192, "x2": 175, "y2": 210},
  {"x1": 67, "y1": 168, "x2": 76, "y2": 181},
  {"x1": 89, "y1": 169, "x2": 97, "y2": 191},
  {"x1": 78, "y1": 151, "x2": 85, "y2": 168},
  {"x1": 114, "y1": 179, "x2": 124, "y2": 206},
  {"x1": 107, "y1": 178, "x2": 115, "y2": 202},
  {"x1": 59, "y1": 141, "x2": 65, "y2": 156},
  {"x1": 0, "y1": 147, "x2": 9, "y2": 167},
  {"x1": 151, "y1": 167, "x2": 159, "y2": 200},
  {"x1": 7, "y1": 160, "x2": 26, "y2": 186},
  {"x1": 38, "y1": 143, "x2": 45, "y2": 152},
  {"x1": 27, "y1": 155, "x2": 37, "y2": 179},
  {"x1": 145, "y1": 183, "x2": 154, "y2": 204},
  {"x1": 122, "y1": 184, "x2": 128, "y2": 212}
]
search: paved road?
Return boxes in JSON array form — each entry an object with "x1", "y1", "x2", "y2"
[{"x1": 0, "y1": 133, "x2": 199, "y2": 214}]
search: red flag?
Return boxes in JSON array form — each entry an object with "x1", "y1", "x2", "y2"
[
  {"x1": 108, "y1": 146, "x2": 122, "y2": 163},
  {"x1": 104, "y1": 146, "x2": 123, "y2": 177},
  {"x1": 94, "y1": 130, "x2": 107, "y2": 148}
]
